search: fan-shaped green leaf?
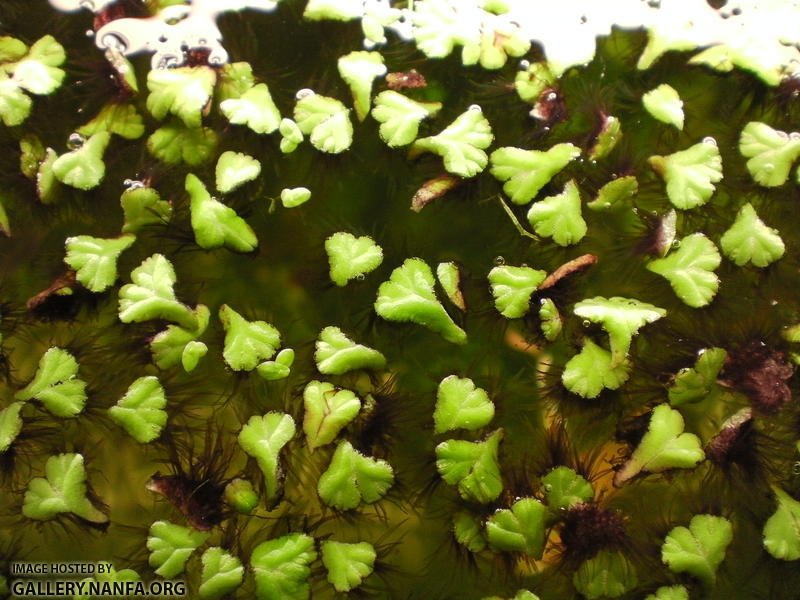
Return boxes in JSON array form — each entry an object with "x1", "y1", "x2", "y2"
[
  {"x1": 147, "y1": 121, "x2": 218, "y2": 166},
  {"x1": 488, "y1": 265, "x2": 546, "y2": 318},
  {"x1": 614, "y1": 404, "x2": 705, "y2": 486},
  {"x1": 410, "y1": 106, "x2": 493, "y2": 178},
  {"x1": 587, "y1": 176, "x2": 638, "y2": 211},
  {"x1": 539, "y1": 298, "x2": 562, "y2": 341},
  {"x1": 22, "y1": 453, "x2": 107, "y2": 523},
  {"x1": 490, "y1": 143, "x2": 580, "y2": 205},
  {"x1": 433, "y1": 375, "x2": 494, "y2": 433},
  {"x1": 325, "y1": 232, "x2": 384, "y2": 286},
  {"x1": 238, "y1": 412, "x2": 296, "y2": 503},
  {"x1": 649, "y1": 139, "x2": 723, "y2": 209},
  {"x1": 64, "y1": 234, "x2": 136, "y2": 293},
  {"x1": 322, "y1": 540, "x2": 376, "y2": 592},
  {"x1": 317, "y1": 440, "x2": 394, "y2": 510},
  {"x1": 0, "y1": 75, "x2": 31, "y2": 126},
  {"x1": 436, "y1": 261, "x2": 465, "y2": 310},
  {"x1": 763, "y1": 486, "x2": 800, "y2": 561},
  {"x1": 199, "y1": 547, "x2": 244, "y2": 600},
  {"x1": 251, "y1": 533, "x2": 317, "y2": 600},
  {"x1": 647, "y1": 233, "x2": 721, "y2": 308},
  {"x1": 642, "y1": 84, "x2": 684, "y2": 130},
  {"x1": 435, "y1": 429, "x2": 503, "y2": 503},
  {"x1": 220, "y1": 305, "x2": 280, "y2": 371},
  {"x1": 371, "y1": 91, "x2": 441, "y2": 147},
  {"x1": 15, "y1": 347, "x2": 87, "y2": 418},
  {"x1": 108, "y1": 376, "x2": 167, "y2": 444},
  {"x1": 147, "y1": 520, "x2": 209, "y2": 578},
  {"x1": 77, "y1": 102, "x2": 144, "y2": 140},
  {"x1": 661, "y1": 514, "x2": 733, "y2": 585},
  {"x1": 338, "y1": 51, "x2": 386, "y2": 121},
  {"x1": 562, "y1": 338, "x2": 631, "y2": 399},
  {"x1": 573, "y1": 550, "x2": 638, "y2": 600},
  {"x1": 315, "y1": 326, "x2": 386, "y2": 375},
  {"x1": 454, "y1": 511, "x2": 487, "y2": 552},
  {"x1": 541, "y1": 466, "x2": 593, "y2": 510},
  {"x1": 120, "y1": 186, "x2": 172, "y2": 233},
  {"x1": 294, "y1": 91, "x2": 353, "y2": 154},
  {"x1": 645, "y1": 585, "x2": 689, "y2": 600},
  {"x1": 526, "y1": 180, "x2": 587, "y2": 246},
  {"x1": 720, "y1": 203, "x2": 785, "y2": 267},
  {"x1": 220, "y1": 83, "x2": 281, "y2": 134},
  {"x1": 486, "y1": 497, "x2": 547, "y2": 557},
  {"x1": 375, "y1": 258, "x2": 466, "y2": 344},
  {"x1": 215, "y1": 151, "x2": 261, "y2": 194},
  {"x1": 186, "y1": 174, "x2": 258, "y2": 252},
  {"x1": 668, "y1": 348, "x2": 727, "y2": 406},
  {"x1": 739, "y1": 122, "x2": 800, "y2": 187},
  {"x1": 224, "y1": 478, "x2": 259, "y2": 515},
  {"x1": 146, "y1": 66, "x2": 215, "y2": 128},
  {"x1": 10, "y1": 35, "x2": 65, "y2": 95},
  {"x1": 150, "y1": 304, "x2": 210, "y2": 371},
  {"x1": 0, "y1": 401, "x2": 23, "y2": 453},
  {"x1": 52, "y1": 132, "x2": 110, "y2": 191},
  {"x1": 303, "y1": 380, "x2": 361, "y2": 450}
]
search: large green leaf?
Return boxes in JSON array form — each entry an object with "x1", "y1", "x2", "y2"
[
  {"x1": 489, "y1": 143, "x2": 580, "y2": 205},
  {"x1": 238, "y1": 412, "x2": 296, "y2": 503},
  {"x1": 15, "y1": 347, "x2": 87, "y2": 418},
  {"x1": 251, "y1": 533, "x2": 317, "y2": 600},
  {"x1": 220, "y1": 305, "x2": 281, "y2": 371},
  {"x1": 488, "y1": 265, "x2": 546, "y2": 318},
  {"x1": 317, "y1": 440, "x2": 394, "y2": 510},
  {"x1": 649, "y1": 140, "x2": 723, "y2": 210},
  {"x1": 720, "y1": 203, "x2": 785, "y2": 267},
  {"x1": 52, "y1": 132, "x2": 111, "y2": 191},
  {"x1": 642, "y1": 84, "x2": 684, "y2": 130},
  {"x1": 325, "y1": 232, "x2": 384, "y2": 286},
  {"x1": 186, "y1": 174, "x2": 258, "y2": 253},
  {"x1": 433, "y1": 375, "x2": 494, "y2": 433},
  {"x1": 215, "y1": 151, "x2": 261, "y2": 194},
  {"x1": 435, "y1": 429, "x2": 503, "y2": 503},
  {"x1": 561, "y1": 338, "x2": 631, "y2": 399},
  {"x1": 486, "y1": 497, "x2": 547, "y2": 557},
  {"x1": 739, "y1": 122, "x2": 800, "y2": 187},
  {"x1": 107, "y1": 376, "x2": 167, "y2": 444},
  {"x1": 146, "y1": 66, "x2": 215, "y2": 128},
  {"x1": 64, "y1": 234, "x2": 136, "y2": 293},
  {"x1": 77, "y1": 102, "x2": 145, "y2": 140},
  {"x1": 337, "y1": 51, "x2": 386, "y2": 121},
  {"x1": 198, "y1": 547, "x2": 244, "y2": 600},
  {"x1": 294, "y1": 91, "x2": 353, "y2": 154},
  {"x1": 526, "y1": 180, "x2": 587, "y2": 246},
  {"x1": 120, "y1": 186, "x2": 173, "y2": 233},
  {"x1": 661, "y1": 514, "x2": 733, "y2": 585},
  {"x1": 321, "y1": 540, "x2": 376, "y2": 592},
  {"x1": 668, "y1": 348, "x2": 727, "y2": 406},
  {"x1": 147, "y1": 520, "x2": 209, "y2": 578},
  {"x1": 220, "y1": 83, "x2": 281, "y2": 134},
  {"x1": 573, "y1": 550, "x2": 638, "y2": 599},
  {"x1": 314, "y1": 326, "x2": 386, "y2": 375},
  {"x1": 303, "y1": 380, "x2": 361, "y2": 450},
  {"x1": 541, "y1": 466, "x2": 593, "y2": 510},
  {"x1": 647, "y1": 233, "x2": 721, "y2": 308},
  {"x1": 371, "y1": 91, "x2": 441, "y2": 147},
  {"x1": 147, "y1": 121, "x2": 218, "y2": 166}
]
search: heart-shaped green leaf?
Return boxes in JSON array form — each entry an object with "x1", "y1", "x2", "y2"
[
  {"x1": 199, "y1": 547, "x2": 244, "y2": 600},
  {"x1": 220, "y1": 304, "x2": 281, "y2": 371},
  {"x1": 147, "y1": 520, "x2": 209, "y2": 578},
  {"x1": 317, "y1": 440, "x2": 394, "y2": 510},
  {"x1": 303, "y1": 380, "x2": 361, "y2": 450},
  {"x1": 215, "y1": 151, "x2": 261, "y2": 194},
  {"x1": 562, "y1": 338, "x2": 631, "y2": 399},
  {"x1": 238, "y1": 412, "x2": 296, "y2": 504},
  {"x1": 186, "y1": 174, "x2": 257, "y2": 252},
  {"x1": 763, "y1": 486, "x2": 800, "y2": 561},
  {"x1": 53, "y1": 132, "x2": 111, "y2": 191},
  {"x1": 739, "y1": 122, "x2": 800, "y2": 187},
  {"x1": 614, "y1": 404, "x2": 705, "y2": 486},
  {"x1": 325, "y1": 232, "x2": 384, "y2": 286},
  {"x1": 488, "y1": 265, "x2": 547, "y2": 318},
  {"x1": 435, "y1": 429, "x2": 503, "y2": 503},
  {"x1": 108, "y1": 376, "x2": 167, "y2": 444},
  {"x1": 224, "y1": 478, "x2": 259, "y2": 515},
  {"x1": 371, "y1": 90, "x2": 441, "y2": 147},
  {"x1": 146, "y1": 66, "x2": 215, "y2": 128},
  {"x1": 662, "y1": 514, "x2": 733, "y2": 585},
  {"x1": 280, "y1": 187, "x2": 311, "y2": 208},
  {"x1": 375, "y1": 258, "x2": 466, "y2": 344},
  {"x1": 220, "y1": 83, "x2": 281, "y2": 134},
  {"x1": 526, "y1": 180, "x2": 587, "y2": 246},
  {"x1": 314, "y1": 326, "x2": 386, "y2": 375},
  {"x1": 649, "y1": 139, "x2": 723, "y2": 210},
  {"x1": 251, "y1": 533, "x2": 317, "y2": 600},
  {"x1": 720, "y1": 203, "x2": 785, "y2": 267},
  {"x1": 541, "y1": 466, "x2": 593, "y2": 510},
  {"x1": 433, "y1": 375, "x2": 494, "y2": 433},
  {"x1": 16, "y1": 347, "x2": 87, "y2": 418},
  {"x1": 294, "y1": 91, "x2": 353, "y2": 154},
  {"x1": 64, "y1": 234, "x2": 136, "y2": 293},
  {"x1": 490, "y1": 143, "x2": 580, "y2": 205},
  {"x1": 23, "y1": 453, "x2": 107, "y2": 523},
  {"x1": 321, "y1": 540, "x2": 376, "y2": 592},
  {"x1": 486, "y1": 497, "x2": 547, "y2": 557},
  {"x1": 647, "y1": 233, "x2": 721, "y2": 308}
]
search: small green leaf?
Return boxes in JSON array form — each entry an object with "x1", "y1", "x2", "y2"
[
  {"x1": 539, "y1": 298, "x2": 562, "y2": 341},
  {"x1": 23, "y1": 453, "x2": 107, "y2": 523},
  {"x1": 294, "y1": 91, "x2": 353, "y2": 154},
  {"x1": 186, "y1": 174, "x2": 257, "y2": 252},
  {"x1": 322, "y1": 540, "x2": 376, "y2": 592},
  {"x1": 488, "y1": 265, "x2": 547, "y2": 318},
  {"x1": 486, "y1": 497, "x2": 547, "y2": 557},
  {"x1": 337, "y1": 51, "x2": 386, "y2": 121},
  {"x1": 482, "y1": 591, "x2": 540, "y2": 600},
  {"x1": 220, "y1": 304, "x2": 280, "y2": 371},
  {"x1": 52, "y1": 132, "x2": 111, "y2": 191},
  {"x1": 256, "y1": 348, "x2": 295, "y2": 381},
  {"x1": 588, "y1": 115, "x2": 622, "y2": 161},
  {"x1": 490, "y1": 143, "x2": 581, "y2": 205},
  {"x1": 181, "y1": 344, "x2": 207, "y2": 376},
  {"x1": 614, "y1": 404, "x2": 705, "y2": 486},
  {"x1": 371, "y1": 90, "x2": 441, "y2": 147},
  {"x1": 436, "y1": 261, "x2": 465, "y2": 310},
  {"x1": 280, "y1": 187, "x2": 311, "y2": 208},
  {"x1": 526, "y1": 180, "x2": 587, "y2": 246},
  {"x1": 0, "y1": 36, "x2": 28, "y2": 62},
  {"x1": 561, "y1": 338, "x2": 631, "y2": 399},
  {"x1": 147, "y1": 121, "x2": 218, "y2": 166},
  {"x1": 11, "y1": 35, "x2": 66, "y2": 95},
  {"x1": 541, "y1": 466, "x2": 593, "y2": 510},
  {"x1": 303, "y1": 380, "x2": 361, "y2": 450},
  {"x1": 573, "y1": 296, "x2": 666, "y2": 365},
  {"x1": 199, "y1": 547, "x2": 244, "y2": 600},
  {"x1": 325, "y1": 232, "x2": 384, "y2": 286},
  {"x1": 720, "y1": 203, "x2": 785, "y2": 267},
  {"x1": 668, "y1": 348, "x2": 727, "y2": 406},
  {"x1": 410, "y1": 106, "x2": 494, "y2": 178},
  {"x1": 739, "y1": 122, "x2": 800, "y2": 187},
  {"x1": 146, "y1": 66, "x2": 215, "y2": 127},
  {"x1": 64, "y1": 234, "x2": 136, "y2": 293},
  {"x1": 317, "y1": 440, "x2": 394, "y2": 510},
  {"x1": 108, "y1": 376, "x2": 167, "y2": 444},
  {"x1": 215, "y1": 151, "x2": 261, "y2": 194},
  {"x1": 15, "y1": 347, "x2": 87, "y2": 418},
  {"x1": 36, "y1": 147, "x2": 61, "y2": 204},
  {"x1": 433, "y1": 375, "x2": 494, "y2": 434},
  {"x1": 645, "y1": 585, "x2": 689, "y2": 600},
  {"x1": 238, "y1": 412, "x2": 296, "y2": 503},
  {"x1": 150, "y1": 304, "x2": 210, "y2": 371},
  {"x1": 279, "y1": 118, "x2": 303, "y2": 153},
  {"x1": 19, "y1": 133, "x2": 45, "y2": 179},
  {"x1": 118, "y1": 254, "x2": 197, "y2": 329},
  {"x1": 0, "y1": 76, "x2": 31, "y2": 126},
  {"x1": 224, "y1": 478, "x2": 259, "y2": 515},
  {"x1": 375, "y1": 258, "x2": 466, "y2": 344},
  {"x1": 303, "y1": 0, "x2": 362, "y2": 20},
  {"x1": 662, "y1": 514, "x2": 733, "y2": 585},
  {"x1": 647, "y1": 233, "x2": 721, "y2": 308},
  {"x1": 515, "y1": 61, "x2": 554, "y2": 103},
  {"x1": 220, "y1": 83, "x2": 281, "y2": 134},
  {"x1": 147, "y1": 520, "x2": 209, "y2": 578},
  {"x1": 763, "y1": 486, "x2": 800, "y2": 561},
  {"x1": 435, "y1": 429, "x2": 503, "y2": 503},
  {"x1": 251, "y1": 533, "x2": 317, "y2": 600},
  {"x1": 454, "y1": 511, "x2": 487, "y2": 552},
  {"x1": 315, "y1": 326, "x2": 386, "y2": 375},
  {"x1": 120, "y1": 186, "x2": 173, "y2": 233},
  {"x1": 0, "y1": 402, "x2": 24, "y2": 453},
  {"x1": 649, "y1": 139, "x2": 723, "y2": 210},
  {"x1": 587, "y1": 176, "x2": 638, "y2": 211},
  {"x1": 642, "y1": 84, "x2": 684, "y2": 130},
  {"x1": 77, "y1": 102, "x2": 145, "y2": 140},
  {"x1": 573, "y1": 550, "x2": 638, "y2": 600},
  {"x1": 216, "y1": 62, "x2": 255, "y2": 103}
]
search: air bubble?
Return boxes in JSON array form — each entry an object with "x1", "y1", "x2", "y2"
[
  {"x1": 296, "y1": 88, "x2": 315, "y2": 100},
  {"x1": 582, "y1": 319, "x2": 590, "y2": 327},
  {"x1": 493, "y1": 256, "x2": 505, "y2": 266},
  {"x1": 355, "y1": 273, "x2": 366, "y2": 281},
  {"x1": 702, "y1": 136, "x2": 717, "y2": 146},
  {"x1": 671, "y1": 239, "x2": 681, "y2": 248},
  {"x1": 518, "y1": 59, "x2": 530, "y2": 71},
  {"x1": 85, "y1": 30, "x2": 94, "y2": 38},
  {"x1": 791, "y1": 132, "x2": 800, "y2": 141},
  {"x1": 793, "y1": 461, "x2": 800, "y2": 476},
  {"x1": 771, "y1": 299, "x2": 779, "y2": 306},
  {"x1": 468, "y1": 104, "x2": 482, "y2": 112},
  {"x1": 67, "y1": 133, "x2": 85, "y2": 149},
  {"x1": 123, "y1": 179, "x2": 145, "y2": 190}
]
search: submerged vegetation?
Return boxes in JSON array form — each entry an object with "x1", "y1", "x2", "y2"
[{"x1": 1, "y1": 0, "x2": 800, "y2": 598}]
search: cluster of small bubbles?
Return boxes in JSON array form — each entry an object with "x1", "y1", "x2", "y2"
[
  {"x1": 67, "y1": 133, "x2": 85, "y2": 149},
  {"x1": 468, "y1": 104, "x2": 482, "y2": 112},
  {"x1": 295, "y1": 88, "x2": 315, "y2": 100},
  {"x1": 493, "y1": 256, "x2": 505, "y2": 266},
  {"x1": 702, "y1": 136, "x2": 717, "y2": 146}
]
